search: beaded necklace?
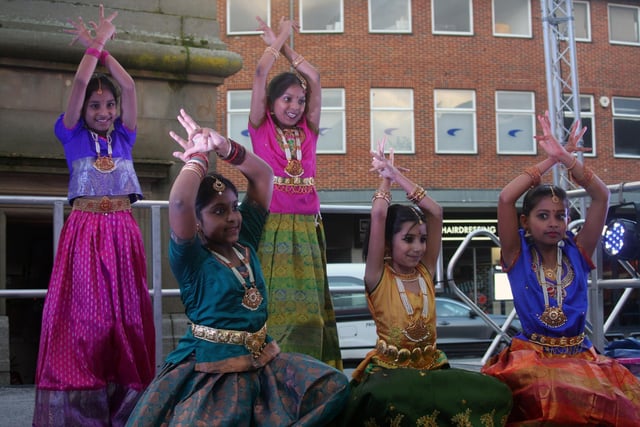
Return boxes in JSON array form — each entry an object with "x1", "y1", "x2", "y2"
[
  {"x1": 531, "y1": 240, "x2": 574, "y2": 328},
  {"x1": 394, "y1": 272, "x2": 432, "y2": 342},
  {"x1": 275, "y1": 126, "x2": 304, "y2": 177},
  {"x1": 210, "y1": 245, "x2": 263, "y2": 311},
  {"x1": 90, "y1": 130, "x2": 116, "y2": 173}
]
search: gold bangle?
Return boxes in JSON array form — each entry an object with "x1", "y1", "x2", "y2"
[
  {"x1": 406, "y1": 185, "x2": 426, "y2": 204},
  {"x1": 573, "y1": 166, "x2": 594, "y2": 188},
  {"x1": 291, "y1": 54, "x2": 305, "y2": 68},
  {"x1": 566, "y1": 156, "x2": 578, "y2": 171},
  {"x1": 523, "y1": 166, "x2": 541, "y2": 188},
  {"x1": 264, "y1": 46, "x2": 280, "y2": 60},
  {"x1": 372, "y1": 190, "x2": 391, "y2": 205}
]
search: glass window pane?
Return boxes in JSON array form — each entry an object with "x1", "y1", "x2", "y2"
[
  {"x1": 228, "y1": 113, "x2": 252, "y2": 150},
  {"x1": 371, "y1": 111, "x2": 414, "y2": 153},
  {"x1": 613, "y1": 118, "x2": 640, "y2": 157},
  {"x1": 301, "y1": 0, "x2": 343, "y2": 32},
  {"x1": 318, "y1": 111, "x2": 345, "y2": 152},
  {"x1": 435, "y1": 112, "x2": 475, "y2": 153},
  {"x1": 609, "y1": 5, "x2": 639, "y2": 44},
  {"x1": 494, "y1": 0, "x2": 531, "y2": 37},
  {"x1": 562, "y1": 95, "x2": 595, "y2": 156},
  {"x1": 228, "y1": 0, "x2": 269, "y2": 34},
  {"x1": 228, "y1": 90, "x2": 252, "y2": 110},
  {"x1": 369, "y1": 0, "x2": 411, "y2": 32},
  {"x1": 371, "y1": 89, "x2": 413, "y2": 109},
  {"x1": 613, "y1": 97, "x2": 640, "y2": 116},
  {"x1": 433, "y1": 0, "x2": 471, "y2": 33},
  {"x1": 497, "y1": 92, "x2": 533, "y2": 110},
  {"x1": 322, "y1": 89, "x2": 344, "y2": 108},
  {"x1": 435, "y1": 90, "x2": 474, "y2": 110},
  {"x1": 497, "y1": 114, "x2": 534, "y2": 153}
]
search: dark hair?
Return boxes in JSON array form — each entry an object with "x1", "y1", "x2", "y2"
[
  {"x1": 267, "y1": 72, "x2": 307, "y2": 108},
  {"x1": 82, "y1": 74, "x2": 120, "y2": 116},
  {"x1": 362, "y1": 204, "x2": 427, "y2": 261},
  {"x1": 194, "y1": 173, "x2": 238, "y2": 221},
  {"x1": 521, "y1": 185, "x2": 568, "y2": 216}
]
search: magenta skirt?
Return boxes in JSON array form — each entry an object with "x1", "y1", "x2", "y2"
[{"x1": 33, "y1": 208, "x2": 155, "y2": 427}]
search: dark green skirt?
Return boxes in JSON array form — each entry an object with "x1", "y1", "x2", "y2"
[{"x1": 339, "y1": 365, "x2": 512, "y2": 426}]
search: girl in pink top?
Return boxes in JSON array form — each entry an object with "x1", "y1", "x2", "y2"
[{"x1": 247, "y1": 16, "x2": 341, "y2": 368}]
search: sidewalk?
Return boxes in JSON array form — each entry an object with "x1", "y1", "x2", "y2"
[{"x1": 0, "y1": 358, "x2": 484, "y2": 426}]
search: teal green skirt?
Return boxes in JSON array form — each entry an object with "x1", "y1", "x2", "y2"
[{"x1": 339, "y1": 365, "x2": 513, "y2": 426}]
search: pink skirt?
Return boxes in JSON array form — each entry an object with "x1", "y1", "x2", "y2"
[{"x1": 33, "y1": 208, "x2": 155, "y2": 426}]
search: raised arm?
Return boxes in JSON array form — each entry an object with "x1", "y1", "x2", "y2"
[
  {"x1": 169, "y1": 109, "x2": 273, "y2": 241},
  {"x1": 63, "y1": 4, "x2": 117, "y2": 128},
  {"x1": 248, "y1": 16, "x2": 295, "y2": 127},
  {"x1": 536, "y1": 112, "x2": 609, "y2": 256}
]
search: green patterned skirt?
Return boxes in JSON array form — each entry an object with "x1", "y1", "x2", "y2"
[
  {"x1": 339, "y1": 365, "x2": 513, "y2": 427},
  {"x1": 258, "y1": 213, "x2": 342, "y2": 368}
]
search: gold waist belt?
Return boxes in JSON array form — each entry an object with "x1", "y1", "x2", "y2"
[
  {"x1": 73, "y1": 196, "x2": 131, "y2": 213},
  {"x1": 273, "y1": 176, "x2": 315, "y2": 186},
  {"x1": 376, "y1": 339, "x2": 437, "y2": 364},
  {"x1": 191, "y1": 323, "x2": 267, "y2": 358},
  {"x1": 528, "y1": 332, "x2": 585, "y2": 348}
]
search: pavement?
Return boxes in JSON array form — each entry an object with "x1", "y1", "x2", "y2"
[{"x1": 0, "y1": 358, "x2": 484, "y2": 426}]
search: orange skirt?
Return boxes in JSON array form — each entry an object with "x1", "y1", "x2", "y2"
[{"x1": 482, "y1": 337, "x2": 640, "y2": 426}]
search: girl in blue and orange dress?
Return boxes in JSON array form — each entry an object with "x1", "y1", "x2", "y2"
[
  {"x1": 33, "y1": 5, "x2": 155, "y2": 426},
  {"x1": 482, "y1": 111, "x2": 640, "y2": 426}
]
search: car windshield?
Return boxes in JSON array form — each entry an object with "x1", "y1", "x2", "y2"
[{"x1": 436, "y1": 299, "x2": 472, "y2": 317}]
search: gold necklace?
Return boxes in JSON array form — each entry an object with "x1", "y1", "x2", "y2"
[
  {"x1": 275, "y1": 126, "x2": 304, "y2": 177},
  {"x1": 390, "y1": 267, "x2": 418, "y2": 281},
  {"x1": 90, "y1": 130, "x2": 116, "y2": 173},
  {"x1": 531, "y1": 241, "x2": 574, "y2": 328},
  {"x1": 210, "y1": 245, "x2": 263, "y2": 311},
  {"x1": 394, "y1": 272, "x2": 432, "y2": 342}
]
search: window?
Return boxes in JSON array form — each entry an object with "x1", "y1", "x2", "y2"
[
  {"x1": 369, "y1": 0, "x2": 411, "y2": 33},
  {"x1": 227, "y1": 0, "x2": 269, "y2": 35},
  {"x1": 612, "y1": 97, "x2": 640, "y2": 158},
  {"x1": 609, "y1": 4, "x2": 640, "y2": 45},
  {"x1": 432, "y1": 0, "x2": 472, "y2": 35},
  {"x1": 434, "y1": 90, "x2": 476, "y2": 154},
  {"x1": 370, "y1": 89, "x2": 414, "y2": 154},
  {"x1": 300, "y1": 0, "x2": 343, "y2": 33},
  {"x1": 493, "y1": 0, "x2": 531, "y2": 38},
  {"x1": 562, "y1": 94, "x2": 595, "y2": 157},
  {"x1": 227, "y1": 90, "x2": 253, "y2": 151},
  {"x1": 558, "y1": 1, "x2": 591, "y2": 42},
  {"x1": 496, "y1": 91, "x2": 535, "y2": 155},
  {"x1": 318, "y1": 89, "x2": 347, "y2": 153}
]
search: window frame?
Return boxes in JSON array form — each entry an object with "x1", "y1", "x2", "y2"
[
  {"x1": 226, "y1": 0, "x2": 270, "y2": 35},
  {"x1": 368, "y1": 0, "x2": 412, "y2": 34},
  {"x1": 432, "y1": 0, "x2": 474, "y2": 36},
  {"x1": 370, "y1": 88, "x2": 415, "y2": 154},
  {"x1": 299, "y1": 0, "x2": 344, "y2": 33},
  {"x1": 226, "y1": 90, "x2": 254, "y2": 151},
  {"x1": 612, "y1": 96, "x2": 640, "y2": 158},
  {"x1": 495, "y1": 91, "x2": 536, "y2": 155},
  {"x1": 434, "y1": 89, "x2": 477, "y2": 154},
  {"x1": 608, "y1": 3, "x2": 640, "y2": 46},
  {"x1": 492, "y1": 0, "x2": 532, "y2": 38},
  {"x1": 317, "y1": 88, "x2": 347, "y2": 154}
]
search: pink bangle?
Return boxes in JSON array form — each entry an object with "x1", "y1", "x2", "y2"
[
  {"x1": 99, "y1": 50, "x2": 110, "y2": 66},
  {"x1": 85, "y1": 47, "x2": 101, "y2": 59}
]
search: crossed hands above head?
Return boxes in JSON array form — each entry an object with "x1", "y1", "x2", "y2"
[
  {"x1": 170, "y1": 109, "x2": 229, "y2": 162},
  {"x1": 256, "y1": 16, "x2": 298, "y2": 46},
  {"x1": 535, "y1": 110, "x2": 591, "y2": 162},
  {"x1": 370, "y1": 138, "x2": 409, "y2": 182},
  {"x1": 66, "y1": 4, "x2": 117, "y2": 48}
]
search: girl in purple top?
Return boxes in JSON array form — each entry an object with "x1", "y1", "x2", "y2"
[
  {"x1": 33, "y1": 6, "x2": 155, "y2": 426},
  {"x1": 247, "y1": 16, "x2": 342, "y2": 368}
]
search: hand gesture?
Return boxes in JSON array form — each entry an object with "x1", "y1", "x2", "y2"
[
  {"x1": 370, "y1": 138, "x2": 408, "y2": 182},
  {"x1": 91, "y1": 4, "x2": 117, "y2": 45},
  {"x1": 564, "y1": 118, "x2": 591, "y2": 154},
  {"x1": 65, "y1": 15, "x2": 94, "y2": 48},
  {"x1": 534, "y1": 110, "x2": 570, "y2": 162},
  {"x1": 170, "y1": 109, "x2": 228, "y2": 161},
  {"x1": 256, "y1": 16, "x2": 277, "y2": 45}
]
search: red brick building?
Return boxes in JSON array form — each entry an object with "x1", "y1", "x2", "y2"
[{"x1": 213, "y1": 1, "x2": 640, "y2": 274}]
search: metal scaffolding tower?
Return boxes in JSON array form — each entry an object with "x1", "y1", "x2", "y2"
[{"x1": 540, "y1": 0, "x2": 587, "y2": 218}]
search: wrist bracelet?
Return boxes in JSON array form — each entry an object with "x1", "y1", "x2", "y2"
[
  {"x1": 85, "y1": 47, "x2": 101, "y2": 59},
  {"x1": 99, "y1": 50, "x2": 110, "y2": 66},
  {"x1": 573, "y1": 166, "x2": 594, "y2": 188},
  {"x1": 218, "y1": 139, "x2": 247, "y2": 166},
  {"x1": 264, "y1": 46, "x2": 280, "y2": 60},
  {"x1": 292, "y1": 55, "x2": 305, "y2": 68},
  {"x1": 523, "y1": 166, "x2": 541, "y2": 188},
  {"x1": 406, "y1": 185, "x2": 426, "y2": 204},
  {"x1": 566, "y1": 156, "x2": 578, "y2": 171},
  {"x1": 372, "y1": 190, "x2": 392, "y2": 205}
]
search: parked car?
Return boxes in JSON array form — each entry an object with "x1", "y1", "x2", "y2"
[{"x1": 327, "y1": 263, "x2": 521, "y2": 366}]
